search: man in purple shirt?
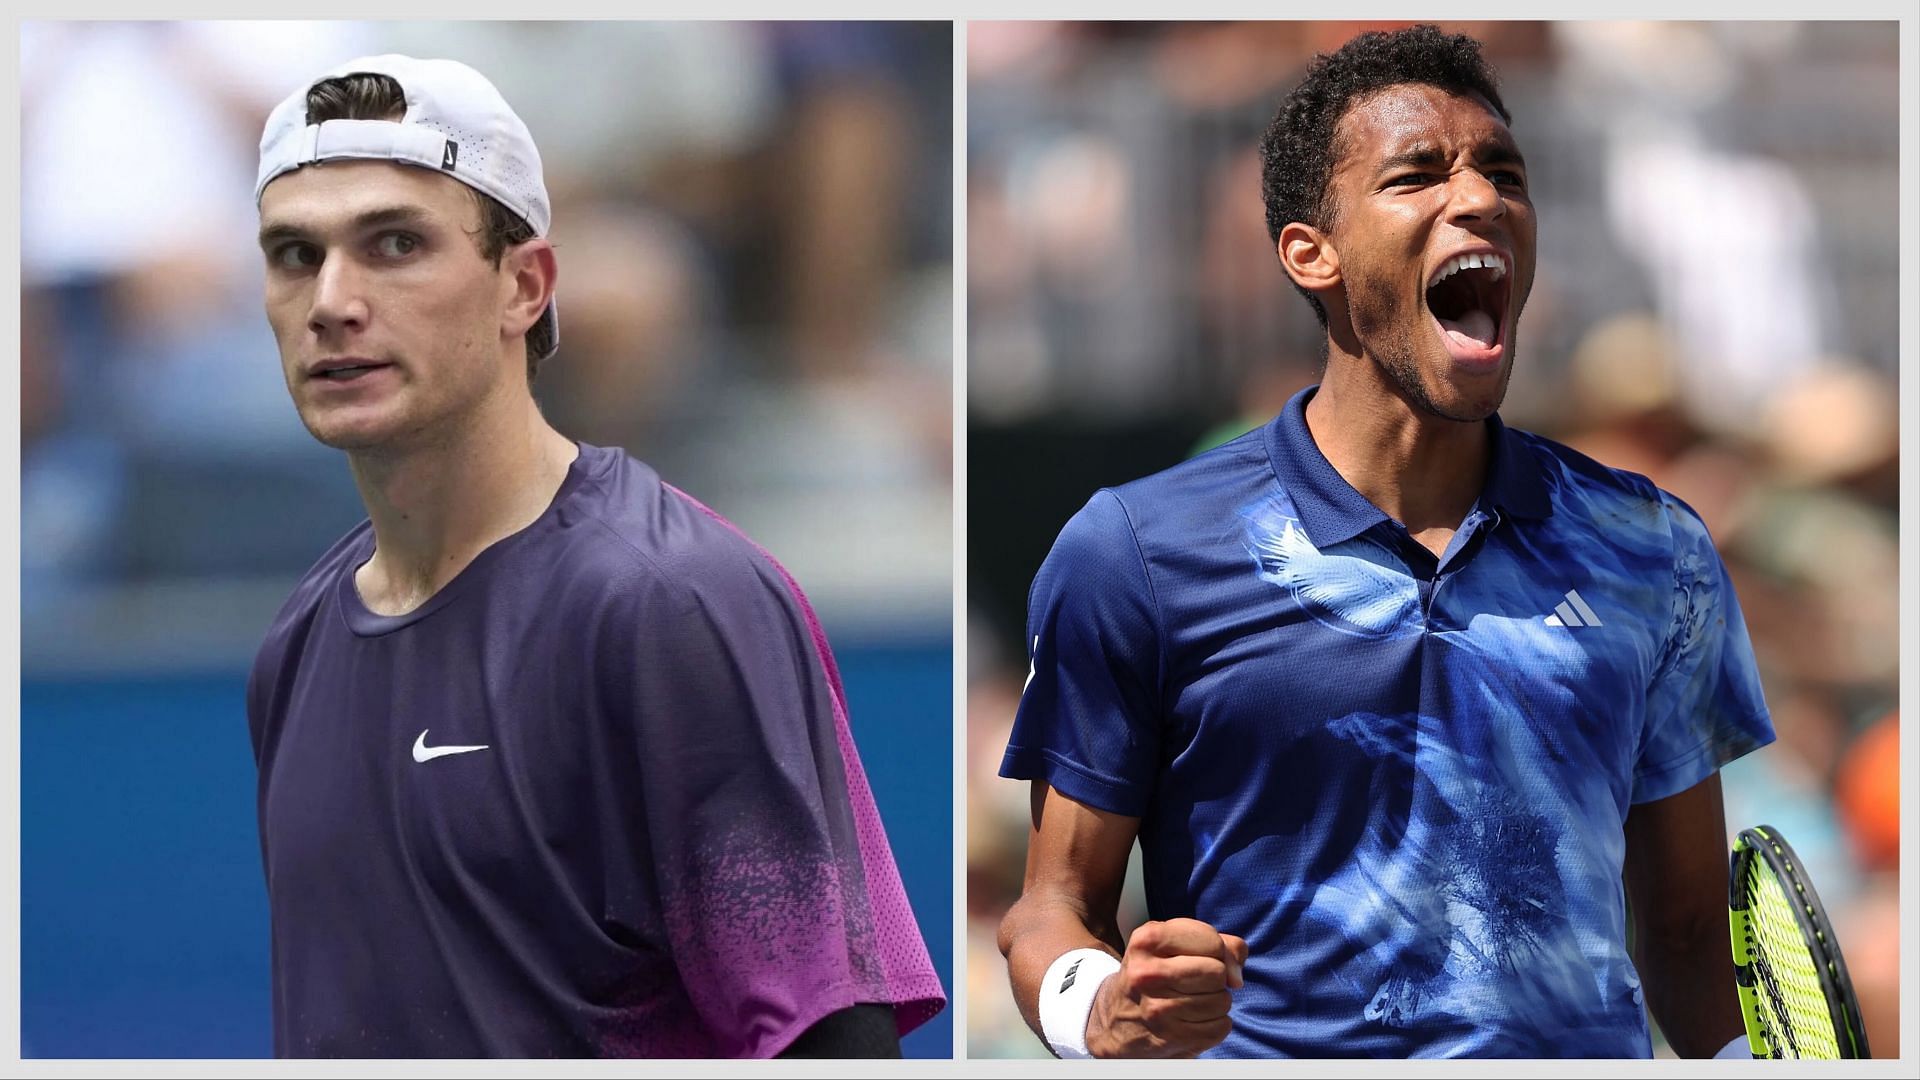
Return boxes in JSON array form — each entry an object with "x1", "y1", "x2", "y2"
[{"x1": 246, "y1": 54, "x2": 944, "y2": 1058}]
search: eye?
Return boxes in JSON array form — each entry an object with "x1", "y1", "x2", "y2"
[
  {"x1": 1489, "y1": 169, "x2": 1527, "y2": 189},
  {"x1": 1388, "y1": 172, "x2": 1432, "y2": 189},
  {"x1": 374, "y1": 232, "x2": 421, "y2": 258},
  {"x1": 271, "y1": 242, "x2": 320, "y2": 271}
]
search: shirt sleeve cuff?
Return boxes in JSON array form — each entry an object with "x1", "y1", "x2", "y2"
[
  {"x1": 1631, "y1": 717, "x2": 1775, "y2": 804},
  {"x1": 999, "y1": 744, "x2": 1150, "y2": 818}
]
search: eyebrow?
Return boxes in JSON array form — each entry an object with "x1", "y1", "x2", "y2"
[
  {"x1": 1375, "y1": 139, "x2": 1528, "y2": 177},
  {"x1": 258, "y1": 205, "x2": 437, "y2": 250}
]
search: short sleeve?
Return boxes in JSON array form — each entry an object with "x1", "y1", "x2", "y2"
[
  {"x1": 999, "y1": 489, "x2": 1164, "y2": 818},
  {"x1": 1632, "y1": 496, "x2": 1776, "y2": 803},
  {"x1": 629, "y1": 544, "x2": 943, "y2": 1057}
]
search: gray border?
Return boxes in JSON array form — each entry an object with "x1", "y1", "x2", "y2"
[
  {"x1": 1895, "y1": 8, "x2": 1918, "y2": 1077},
  {"x1": 4, "y1": 1, "x2": 1918, "y2": 1075},
  {"x1": 5, "y1": 15, "x2": 23, "y2": 1072},
  {"x1": 954, "y1": 16, "x2": 974, "y2": 1065}
]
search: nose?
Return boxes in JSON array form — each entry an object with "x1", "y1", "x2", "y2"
[
  {"x1": 307, "y1": 252, "x2": 369, "y2": 340},
  {"x1": 1446, "y1": 168, "x2": 1506, "y2": 224}
]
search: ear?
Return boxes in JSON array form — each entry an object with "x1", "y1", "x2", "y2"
[
  {"x1": 501, "y1": 237, "x2": 557, "y2": 343},
  {"x1": 1277, "y1": 221, "x2": 1340, "y2": 298}
]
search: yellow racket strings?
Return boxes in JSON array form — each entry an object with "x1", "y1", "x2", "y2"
[{"x1": 1744, "y1": 860, "x2": 1841, "y2": 1058}]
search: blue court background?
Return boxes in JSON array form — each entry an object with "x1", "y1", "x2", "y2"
[{"x1": 21, "y1": 635, "x2": 953, "y2": 1059}]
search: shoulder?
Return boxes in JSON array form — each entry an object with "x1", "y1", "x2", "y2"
[
  {"x1": 1107, "y1": 427, "x2": 1272, "y2": 523},
  {"x1": 1509, "y1": 427, "x2": 1706, "y2": 547},
  {"x1": 1050, "y1": 427, "x2": 1272, "y2": 564},
  {"x1": 256, "y1": 521, "x2": 369, "y2": 658},
  {"x1": 1037, "y1": 436, "x2": 1272, "y2": 611},
  {"x1": 1511, "y1": 427, "x2": 1661, "y2": 507},
  {"x1": 249, "y1": 519, "x2": 370, "y2": 708},
  {"x1": 1042, "y1": 427, "x2": 1271, "y2": 590},
  {"x1": 565, "y1": 445, "x2": 803, "y2": 621}
]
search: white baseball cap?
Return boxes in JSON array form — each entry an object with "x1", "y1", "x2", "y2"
[{"x1": 256, "y1": 54, "x2": 557, "y2": 360}]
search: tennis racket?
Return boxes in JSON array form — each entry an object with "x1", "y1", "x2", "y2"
[{"x1": 1728, "y1": 825, "x2": 1870, "y2": 1059}]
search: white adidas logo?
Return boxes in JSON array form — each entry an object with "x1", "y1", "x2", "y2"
[{"x1": 1544, "y1": 589, "x2": 1603, "y2": 628}]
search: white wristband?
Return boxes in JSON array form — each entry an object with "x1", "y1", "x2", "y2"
[{"x1": 1038, "y1": 948, "x2": 1122, "y2": 1059}]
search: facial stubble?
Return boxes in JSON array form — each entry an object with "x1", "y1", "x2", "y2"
[{"x1": 1347, "y1": 267, "x2": 1514, "y2": 424}]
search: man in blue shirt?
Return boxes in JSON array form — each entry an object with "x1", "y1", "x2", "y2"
[
  {"x1": 998, "y1": 26, "x2": 1772, "y2": 1058},
  {"x1": 247, "y1": 55, "x2": 942, "y2": 1057}
]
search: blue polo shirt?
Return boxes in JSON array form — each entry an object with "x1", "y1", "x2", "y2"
[{"x1": 1001, "y1": 387, "x2": 1773, "y2": 1058}]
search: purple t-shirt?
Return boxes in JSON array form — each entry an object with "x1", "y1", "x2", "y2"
[{"x1": 246, "y1": 443, "x2": 945, "y2": 1057}]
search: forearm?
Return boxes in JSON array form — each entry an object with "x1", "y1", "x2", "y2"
[
  {"x1": 999, "y1": 887, "x2": 1124, "y2": 1039},
  {"x1": 1637, "y1": 917, "x2": 1745, "y2": 1056},
  {"x1": 1622, "y1": 774, "x2": 1745, "y2": 1058}
]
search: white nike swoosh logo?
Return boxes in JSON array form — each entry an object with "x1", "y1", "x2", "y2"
[{"x1": 412, "y1": 729, "x2": 490, "y2": 763}]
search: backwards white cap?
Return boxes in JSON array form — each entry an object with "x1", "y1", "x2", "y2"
[{"x1": 256, "y1": 54, "x2": 557, "y2": 360}]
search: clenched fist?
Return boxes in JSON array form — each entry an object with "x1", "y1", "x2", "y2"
[{"x1": 1086, "y1": 918, "x2": 1248, "y2": 1058}]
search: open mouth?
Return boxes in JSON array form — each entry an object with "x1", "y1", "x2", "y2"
[{"x1": 1424, "y1": 251, "x2": 1510, "y2": 365}]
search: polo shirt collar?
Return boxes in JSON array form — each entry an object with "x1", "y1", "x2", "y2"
[
  {"x1": 1263, "y1": 385, "x2": 1552, "y2": 548},
  {"x1": 1482, "y1": 407, "x2": 1553, "y2": 523}
]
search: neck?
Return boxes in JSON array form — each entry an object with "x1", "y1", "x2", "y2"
[
  {"x1": 1304, "y1": 349, "x2": 1490, "y2": 538},
  {"x1": 348, "y1": 388, "x2": 577, "y2": 614}
]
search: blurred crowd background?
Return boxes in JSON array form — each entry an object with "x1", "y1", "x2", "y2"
[
  {"x1": 20, "y1": 20, "x2": 953, "y2": 1058},
  {"x1": 966, "y1": 21, "x2": 1902, "y2": 1058}
]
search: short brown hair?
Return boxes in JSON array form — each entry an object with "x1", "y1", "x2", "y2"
[{"x1": 303, "y1": 72, "x2": 553, "y2": 375}]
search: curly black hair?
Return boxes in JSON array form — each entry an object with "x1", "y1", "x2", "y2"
[{"x1": 1259, "y1": 25, "x2": 1511, "y2": 329}]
